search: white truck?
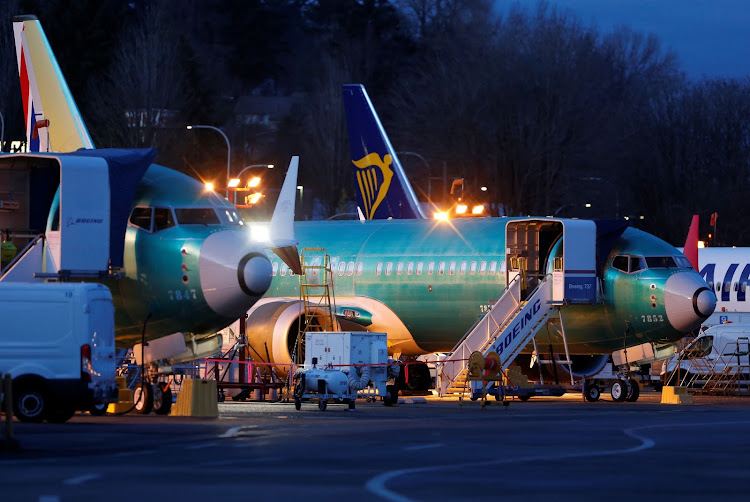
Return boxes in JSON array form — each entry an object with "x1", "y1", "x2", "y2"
[
  {"x1": 662, "y1": 323, "x2": 750, "y2": 386},
  {"x1": 0, "y1": 282, "x2": 118, "y2": 422}
]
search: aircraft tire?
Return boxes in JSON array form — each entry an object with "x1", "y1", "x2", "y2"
[
  {"x1": 584, "y1": 383, "x2": 600, "y2": 402},
  {"x1": 348, "y1": 400, "x2": 355, "y2": 410},
  {"x1": 611, "y1": 379, "x2": 628, "y2": 402},
  {"x1": 153, "y1": 382, "x2": 172, "y2": 415},
  {"x1": 134, "y1": 382, "x2": 154, "y2": 414},
  {"x1": 318, "y1": 400, "x2": 327, "y2": 411},
  {"x1": 294, "y1": 398, "x2": 301, "y2": 410},
  {"x1": 626, "y1": 378, "x2": 640, "y2": 402}
]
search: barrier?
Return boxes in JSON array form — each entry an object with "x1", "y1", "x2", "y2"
[
  {"x1": 171, "y1": 378, "x2": 219, "y2": 417},
  {"x1": 661, "y1": 386, "x2": 694, "y2": 405}
]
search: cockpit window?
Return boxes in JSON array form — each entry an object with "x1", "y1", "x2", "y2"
[
  {"x1": 222, "y1": 209, "x2": 244, "y2": 226},
  {"x1": 154, "y1": 208, "x2": 175, "y2": 231},
  {"x1": 174, "y1": 208, "x2": 220, "y2": 225},
  {"x1": 129, "y1": 207, "x2": 152, "y2": 231},
  {"x1": 612, "y1": 255, "x2": 646, "y2": 274},
  {"x1": 645, "y1": 256, "x2": 678, "y2": 269},
  {"x1": 674, "y1": 255, "x2": 692, "y2": 268}
]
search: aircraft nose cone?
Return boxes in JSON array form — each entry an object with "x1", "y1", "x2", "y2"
[
  {"x1": 664, "y1": 272, "x2": 717, "y2": 333},
  {"x1": 199, "y1": 230, "x2": 272, "y2": 319}
]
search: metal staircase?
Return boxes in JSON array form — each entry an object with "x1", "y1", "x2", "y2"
[{"x1": 437, "y1": 274, "x2": 558, "y2": 396}]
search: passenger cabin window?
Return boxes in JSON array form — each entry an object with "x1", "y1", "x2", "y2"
[
  {"x1": 280, "y1": 264, "x2": 288, "y2": 276},
  {"x1": 129, "y1": 207, "x2": 152, "y2": 231},
  {"x1": 376, "y1": 263, "x2": 383, "y2": 276},
  {"x1": 154, "y1": 208, "x2": 175, "y2": 231},
  {"x1": 479, "y1": 261, "x2": 487, "y2": 275},
  {"x1": 489, "y1": 261, "x2": 497, "y2": 275},
  {"x1": 397, "y1": 262, "x2": 404, "y2": 276},
  {"x1": 470, "y1": 261, "x2": 477, "y2": 275},
  {"x1": 272, "y1": 262, "x2": 278, "y2": 276},
  {"x1": 175, "y1": 208, "x2": 220, "y2": 225},
  {"x1": 428, "y1": 262, "x2": 435, "y2": 275},
  {"x1": 338, "y1": 262, "x2": 346, "y2": 276},
  {"x1": 356, "y1": 262, "x2": 363, "y2": 276},
  {"x1": 438, "y1": 261, "x2": 446, "y2": 276},
  {"x1": 407, "y1": 262, "x2": 414, "y2": 276},
  {"x1": 459, "y1": 261, "x2": 467, "y2": 275},
  {"x1": 449, "y1": 261, "x2": 456, "y2": 275},
  {"x1": 416, "y1": 262, "x2": 423, "y2": 275},
  {"x1": 386, "y1": 262, "x2": 393, "y2": 276},
  {"x1": 346, "y1": 262, "x2": 355, "y2": 276}
]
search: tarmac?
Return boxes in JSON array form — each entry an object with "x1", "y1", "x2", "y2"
[{"x1": 2, "y1": 390, "x2": 750, "y2": 501}]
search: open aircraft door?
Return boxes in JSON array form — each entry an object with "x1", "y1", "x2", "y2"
[{"x1": 505, "y1": 218, "x2": 597, "y2": 304}]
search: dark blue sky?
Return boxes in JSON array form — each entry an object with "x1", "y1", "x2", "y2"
[{"x1": 508, "y1": 0, "x2": 750, "y2": 78}]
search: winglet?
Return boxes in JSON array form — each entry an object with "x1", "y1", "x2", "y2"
[
  {"x1": 13, "y1": 15, "x2": 94, "y2": 152},
  {"x1": 683, "y1": 214, "x2": 699, "y2": 271},
  {"x1": 342, "y1": 84, "x2": 426, "y2": 219},
  {"x1": 269, "y1": 156, "x2": 301, "y2": 274}
]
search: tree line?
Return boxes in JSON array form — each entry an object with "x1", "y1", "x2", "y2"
[{"x1": 1, "y1": 0, "x2": 748, "y2": 245}]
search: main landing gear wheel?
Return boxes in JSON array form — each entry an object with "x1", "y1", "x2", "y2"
[
  {"x1": 611, "y1": 379, "x2": 629, "y2": 402},
  {"x1": 626, "y1": 378, "x2": 640, "y2": 402},
  {"x1": 153, "y1": 382, "x2": 172, "y2": 415},
  {"x1": 585, "y1": 383, "x2": 601, "y2": 402},
  {"x1": 134, "y1": 382, "x2": 154, "y2": 414},
  {"x1": 294, "y1": 398, "x2": 301, "y2": 410},
  {"x1": 318, "y1": 400, "x2": 327, "y2": 411}
]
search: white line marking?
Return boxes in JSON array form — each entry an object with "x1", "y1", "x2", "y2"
[
  {"x1": 63, "y1": 473, "x2": 100, "y2": 486},
  {"x1": 186, "y1": 442, "x2": 217, "y2": 449},
  {"x1": 366, "y1": 420, "x2": 750, "y2": 502},
  {"x1": 219, "y1": 425, "x2": 258, "y2": 438}
]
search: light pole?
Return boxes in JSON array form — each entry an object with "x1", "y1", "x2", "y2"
[
  {"x1": 230, "y1": 164, "x2": 274, "y2": 205},
  {"x1": 187, "y1": 125, "x2": 231, "y2": 197}
]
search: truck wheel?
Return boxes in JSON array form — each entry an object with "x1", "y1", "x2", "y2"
[
  {"x1": 89, "y1": 403, "x2": 108, "y2": 416},
  {"x1": 626, "y1": 378, "x2": 640, "y2": 402},
  {"x1": 153, "y1": 382, "x2": 172, "y2": 415},
  {"x1": 13, "y1": 383, "x2": 47, "y2": 422},
  {"x1": 133, "y1": 383, "x2": 153, "y2": 414},
  {"x1": 611, "y1": 379, "x2": 628, "y2": 402},
  {"x1": 47, "y1": 407, "x2": 76, "y2": 423},
  {"x1": 585, "y1": 384, "x2": 600, "y2": 402}
]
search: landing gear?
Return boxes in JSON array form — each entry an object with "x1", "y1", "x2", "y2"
[
  {"x1": 133, "y1": 382, "x2": 153, "y2": 414},
  {"x1": 611, "y1": 379, "x2": 629, "y2": 402},
  {"x1": 153, "y1": 382, "x2": 172, "y2": 415},
  {"x1": 626, "y1": 378, "x2": 640, "y2": 402}
]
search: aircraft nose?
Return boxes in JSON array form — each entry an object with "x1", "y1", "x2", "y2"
[
  {"x1": 198, "y1": 230, "x2": 272, "y2": 319},
  {"x1": 663, "y1": 271, "x2": 717, "y2": 333}
]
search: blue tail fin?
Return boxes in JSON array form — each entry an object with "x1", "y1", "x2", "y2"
[{"x1": 342, "y1": 84, "x2": 425, "y2": 219}]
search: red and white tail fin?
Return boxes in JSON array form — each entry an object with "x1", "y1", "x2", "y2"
[
  {"x1": 683, "y1": 214, "x2": 700, "y2": 271},
  {"x1": 13, "y1": 15, "x2": 94, "y2": 152}
]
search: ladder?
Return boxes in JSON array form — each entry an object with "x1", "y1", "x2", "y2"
[
  {"x1": 292, "y1": 248, "x2": 337, "y2": 364},
  {"x1": 437, "y1": 274, "x2": 558, "y2": 396}
]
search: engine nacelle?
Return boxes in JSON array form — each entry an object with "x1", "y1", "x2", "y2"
[{"x1": 244, "y1": 300, "x2": 339, "y2": 374}]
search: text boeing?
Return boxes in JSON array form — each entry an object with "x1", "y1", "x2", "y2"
[{"x1": 493, "y1": 298, "x2": 542, "y2": 356}]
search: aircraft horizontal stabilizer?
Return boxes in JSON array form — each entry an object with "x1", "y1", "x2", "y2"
[{"x1": 269, "y1": 156, "x2": 302, "y2": 274}]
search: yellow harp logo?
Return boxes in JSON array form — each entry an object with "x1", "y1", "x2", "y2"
[{"x1": 353, "y1": 153, "x2": 394, "y2": 219}]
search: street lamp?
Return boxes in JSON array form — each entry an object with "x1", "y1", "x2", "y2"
[
  {"x1": 187, "y1": 125, "x2": 231, "y2": 198},
  {"x1": 229, "y1": 164, "x2": 274, "y2": 205}
]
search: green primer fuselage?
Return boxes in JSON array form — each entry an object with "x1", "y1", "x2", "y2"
[{"x1": 265, "y1": 218, "x2": 693, "y2": 354}]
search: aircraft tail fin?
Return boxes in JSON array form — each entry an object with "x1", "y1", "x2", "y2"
[
  {"x1": 684, "y1": 214, "x2": 700, "y2": 271},
  {"x1": 13, "y1": 15, "x2": 94, "y2": 152},
  {"x1": 269, "y1": 156, "x2": 301, "y2": 275},
  {"x1": 342, "y1": 84, "x2": 426, "y2": 220}
]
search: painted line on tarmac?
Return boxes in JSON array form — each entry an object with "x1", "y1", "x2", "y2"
[
  {"x1": 219, "y1": 425, "x2": 258, "y2": 438},
  {"x1": 367, "y1": 420, "x2": 750, "y2": 502},
  {"x1": 63, "y1": 473, "x2": 101, "y2": 485}
]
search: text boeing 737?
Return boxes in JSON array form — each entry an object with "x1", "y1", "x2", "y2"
[{"x1": 5, "y1": 15, "x2": 298, "y2": 414}]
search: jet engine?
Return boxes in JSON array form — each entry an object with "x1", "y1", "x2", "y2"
[{"x1": 244, "y1": 300, "x2": 339, "y2": 375}]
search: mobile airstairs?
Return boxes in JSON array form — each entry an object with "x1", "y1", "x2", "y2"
[{"x1": 436, "y1": 218, "x2": 599, "y2": 398}]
